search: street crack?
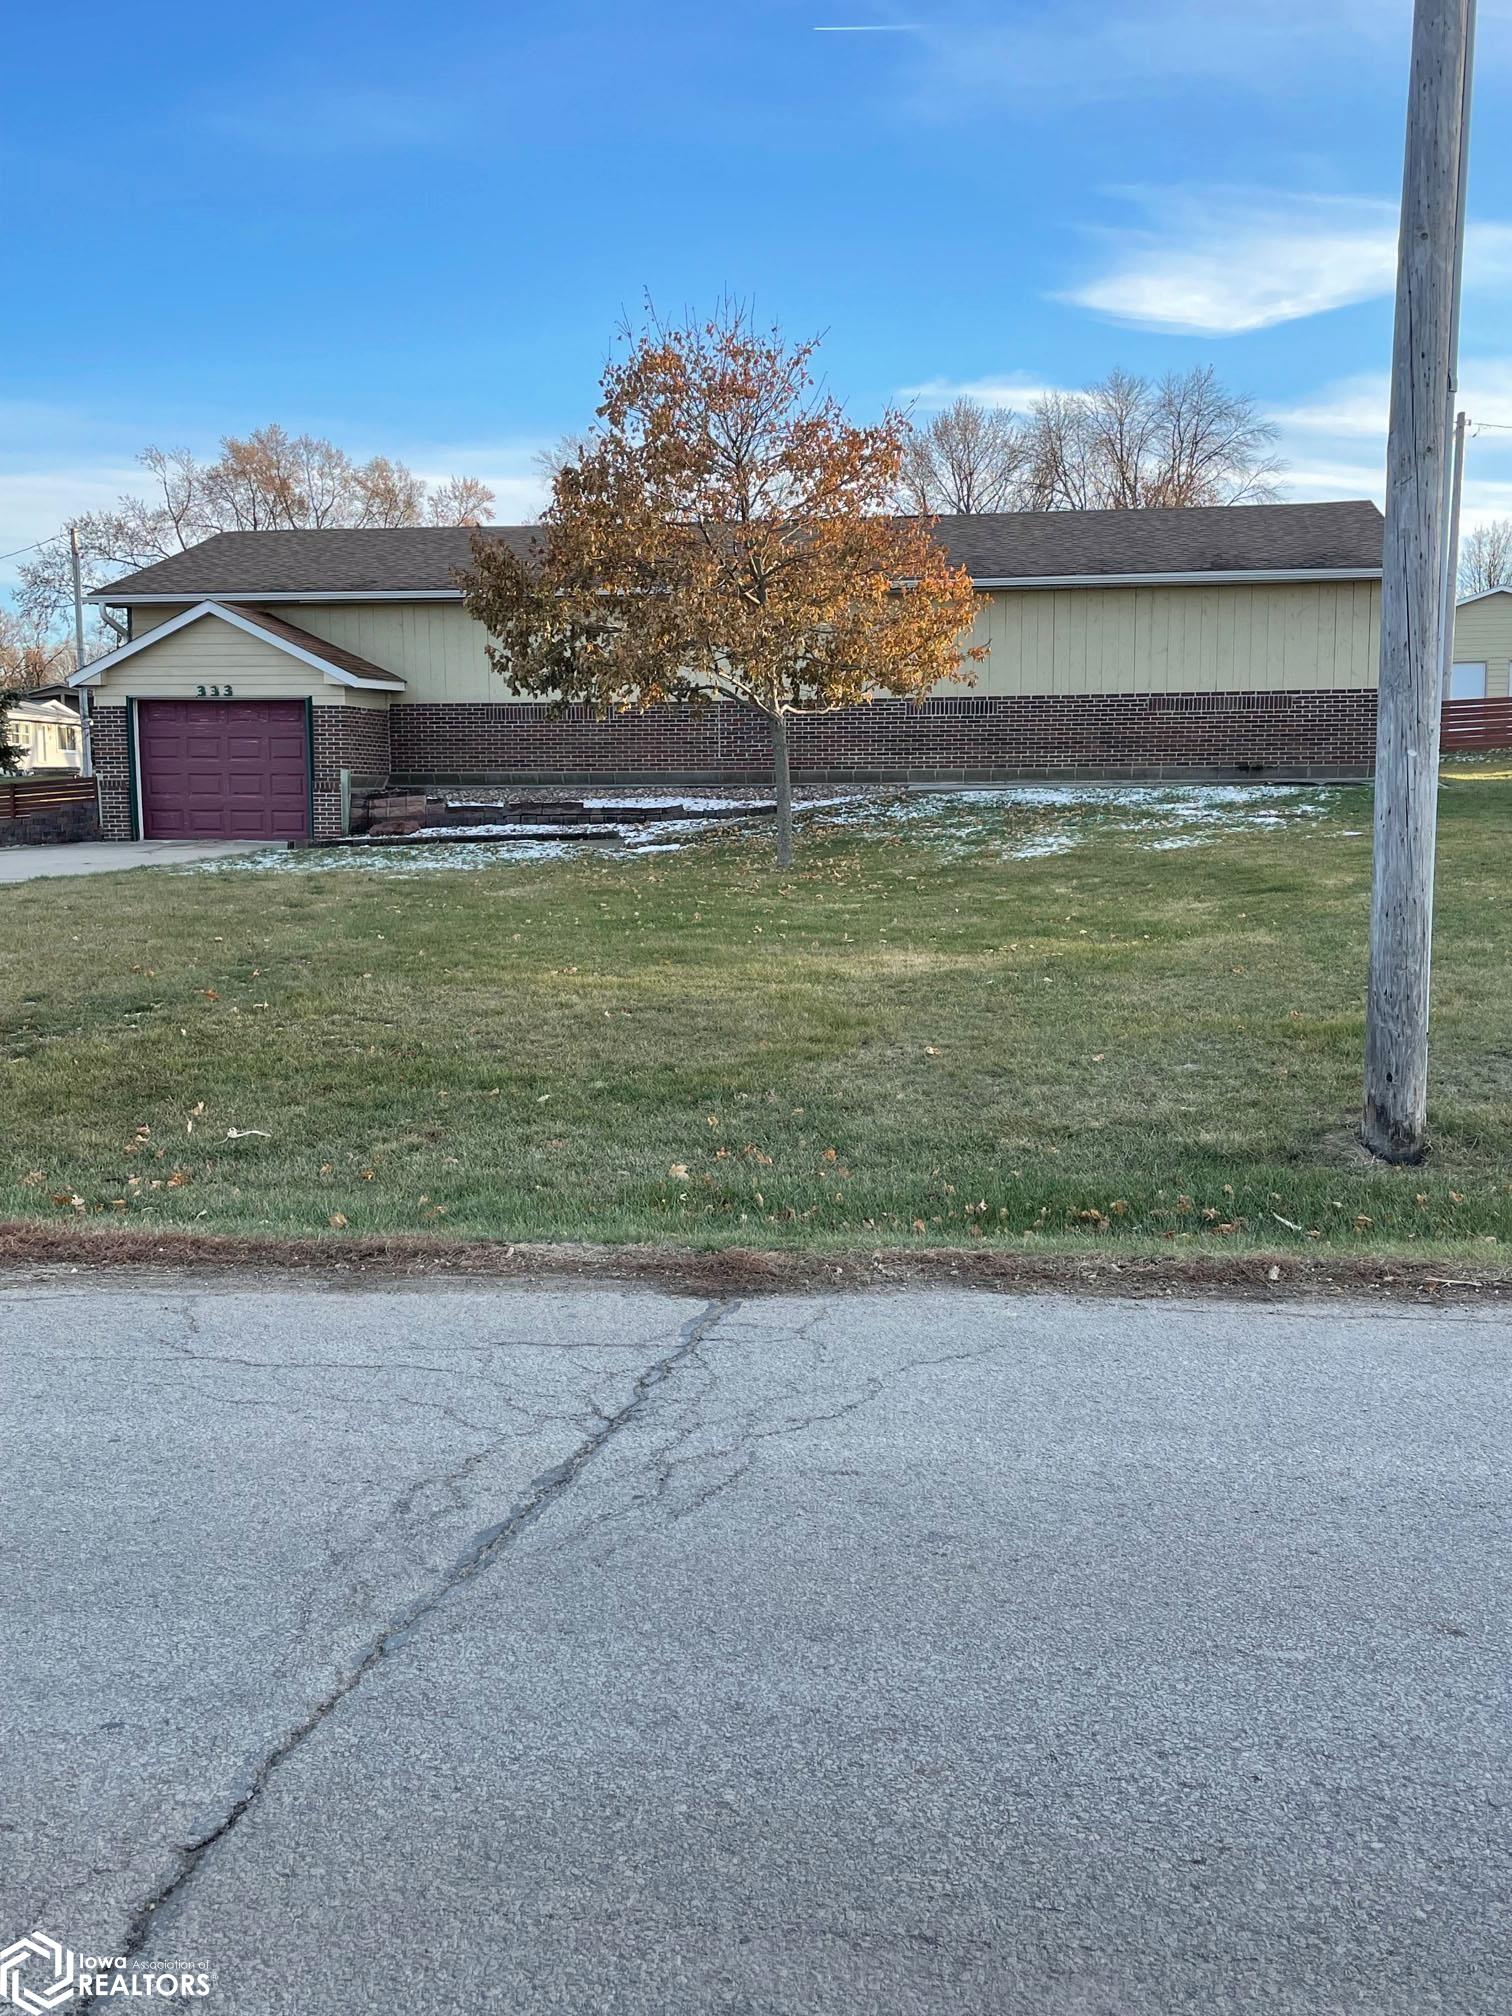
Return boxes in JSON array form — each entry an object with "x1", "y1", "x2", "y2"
[{"x1": 79, "y1": 1293, "x2": 737, "y2": 2002}]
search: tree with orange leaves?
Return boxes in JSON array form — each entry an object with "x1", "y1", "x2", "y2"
[{"x1": 460, "y1": 305, "x2": 983, "y2": 864}]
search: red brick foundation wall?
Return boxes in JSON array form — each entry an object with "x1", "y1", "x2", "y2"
[
  {"x1": 92, "y1": 704, "x2": 136, "y2": 839},
  {"x1": 311, "y1": 705, "x2": 392, "y2": 839},
  {"x1": 389, "y1": 689, "x2": 1379, "y2": 785},
  {"x1": 88, "y1": 689, "x2": 1381, "y2": 841}
]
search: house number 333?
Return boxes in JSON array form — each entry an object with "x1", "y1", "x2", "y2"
[{"x1": 195, "y1": 684, "x2": 234, "y2": 697}]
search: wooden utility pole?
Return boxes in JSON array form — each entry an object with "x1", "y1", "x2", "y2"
[
  {"x1": 1363, "y1": 0, "x2": 1475, "y2": 1163},
  {"x1": 68, "y1": 524, "x2": 94, "y2": 779}
]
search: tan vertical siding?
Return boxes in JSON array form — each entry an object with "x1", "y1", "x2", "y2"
[
  {"x1": 1451, "y1": 592, "x2": 1512, "y2": 698},
  {"x1": 117, "y1": 576, "x2": 1382, "y2": 703},
  {"x1": 956, "y1": 579, "x2": 1380, "y2": 697}
]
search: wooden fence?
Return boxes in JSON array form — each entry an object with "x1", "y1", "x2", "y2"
[
  {"x1": 0, "y1": 775, "x2": 99, "y2": 822},
  {"x1": 1441, "y1": 698, "x2": 1512, "y2": 752}
]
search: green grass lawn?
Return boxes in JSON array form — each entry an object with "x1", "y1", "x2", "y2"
[{"x1": 4, "y1": 781, "x2": 1510, "y2": 1259}]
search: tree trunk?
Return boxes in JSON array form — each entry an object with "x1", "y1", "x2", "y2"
[
  {"x1": 1363, "y1": 0, "x2": 1472, "y2": 1164},
  {"x1": 770, "y1": 709, "x2": 794, "y2": 867}
]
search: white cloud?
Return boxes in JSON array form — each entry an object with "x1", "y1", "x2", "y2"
[
  {"x1": 896, "y1": 374, "x2": 1064, "y2": 413},
  {"x1": 1268, "y1": 357, "x2": 1512, "y2": 525},
  {"x1": 1063, "y1": 190, "x2": 1396, "y2": 335},
  {"x1": 1061, "y1": 187, "x2": 1512, "y2": 336},
  {"x1": 1273, "y1": 359, "x2": 1512, "y2": 440},
  {"x1": 1269, "y1": 374, "x2": 1392, "y2": 439},
  {"x1": 1275, "y1": 456, "x2": 1385, "y2": 504}
]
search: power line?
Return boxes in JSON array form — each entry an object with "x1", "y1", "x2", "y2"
[{"x1": 0, "y1": 535, "x2": 50, "y2": 563}]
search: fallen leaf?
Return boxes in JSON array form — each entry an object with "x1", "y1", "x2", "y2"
[{"x1": 329, "y1": 1212, "x2": 349, "y2": 1228}]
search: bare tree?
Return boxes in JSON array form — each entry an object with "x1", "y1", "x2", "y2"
[
  {"x1": 1458, "y1": 517, "x2": 1512, "y2": 597},
  {"x1": 1026, "y1": 367, "x2": 1280, "y2": 511},
  {"x1": 532, "y1": 433, "x2": 593, "y2": 481},
  {"x1": 901, "y1": 369, "x2": 1277, "y2": 516},
  {"x1": 0, "y1": 609, "x2": 74, "y2": 691},
  {"x1": 16, "y1": 429, "x2": 495, "y2": 646},
  {"x1": 426, "y1": 475, "x2": 495, "y2": 526},
  {"x1": 899, "y1": 398, "x2": 1038, "y2": 515}
]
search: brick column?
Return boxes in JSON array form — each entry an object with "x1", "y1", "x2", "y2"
[
  {"x1": 91, "y1": 704, "x2": 135, "y2": 839},
  {"x1": 310, "y1": 704, "x2": 392, "y2": 839}
]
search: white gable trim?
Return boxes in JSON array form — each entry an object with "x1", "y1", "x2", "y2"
[
  {"x1": 1455, "y1": 585, "x2": 1512, "y2": 607},
  {"x1": 68, "y1": 600, "x2": 406, "y2": 691}
]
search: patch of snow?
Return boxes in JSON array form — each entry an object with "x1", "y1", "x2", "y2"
[
  {"x1": 413, "y1": 824, "x2": 615, "y2": 840},
  {"x1": 188, "y1": 778, "x2": 1345, "y2": 878},
  {"x1": 1007, "y1": 831, "x2": 1080, "y2": 859}
]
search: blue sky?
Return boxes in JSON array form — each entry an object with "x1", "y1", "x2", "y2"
[{"x1": 6, "y1": 0, "x2": 1512, "y2": 590}]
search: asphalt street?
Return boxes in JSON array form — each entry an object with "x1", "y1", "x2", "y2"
[{"x1": 1, "y1": 1276, "x2": 1506, "y2": 2014}]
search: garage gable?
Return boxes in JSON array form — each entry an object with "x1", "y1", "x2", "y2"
[{"x1": 69, "y1": 600, "x2": 407, "y2": 699}]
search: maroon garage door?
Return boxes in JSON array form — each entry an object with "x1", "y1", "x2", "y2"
[{"x1": 138, "y1": 700, "x2": 310, "y2": 841}]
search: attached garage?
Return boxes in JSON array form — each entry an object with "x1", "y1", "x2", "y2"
[
  {"x1": 138, "y1": 699, "x2": 311, "y2": 840},
  {"x1": 71, "y1": 599, "x2": 403, "y2": 842}
]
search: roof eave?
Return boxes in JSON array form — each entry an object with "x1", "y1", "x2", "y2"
[
  {"x1": 94, "y1": 566, "x2": 1384, "y2": 605},
  {"x1": 968, "y1": 567, "x2": 1383, "y2": 589}
]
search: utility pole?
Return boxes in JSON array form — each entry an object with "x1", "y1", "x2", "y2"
[
  {"x1": 1363, "y1": 0, "x2": 1475, "y2": 1164},
  {"x1": 1440, "y1": 408, "x2": 1468, "y2": 702},
  {"x1": 68, "y1": 523, "x2": 93, "y2": 779}
]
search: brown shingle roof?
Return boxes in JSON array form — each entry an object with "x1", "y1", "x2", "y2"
[
  {"x1": 99, "y1": 527, "x2": 538, "y2": 601},
  {"x1": 94, "y1": 502, "x2": 1383, "y2": 602},
  {"x1": 922, "y1": 501, "x2": 1383, "y2": 580}
]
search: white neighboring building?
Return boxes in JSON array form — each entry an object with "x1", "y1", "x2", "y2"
[{"x1": 6, "y1": 696, "x2": 83, "y2": 772}]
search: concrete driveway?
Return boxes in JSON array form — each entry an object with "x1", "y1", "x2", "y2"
[
  {"x1": 1, "y1": 1277, "x2": 1506, "y2": 2013},
  {"x1": 0, "y1": 839, "x2": 278, "y2": 882}
]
